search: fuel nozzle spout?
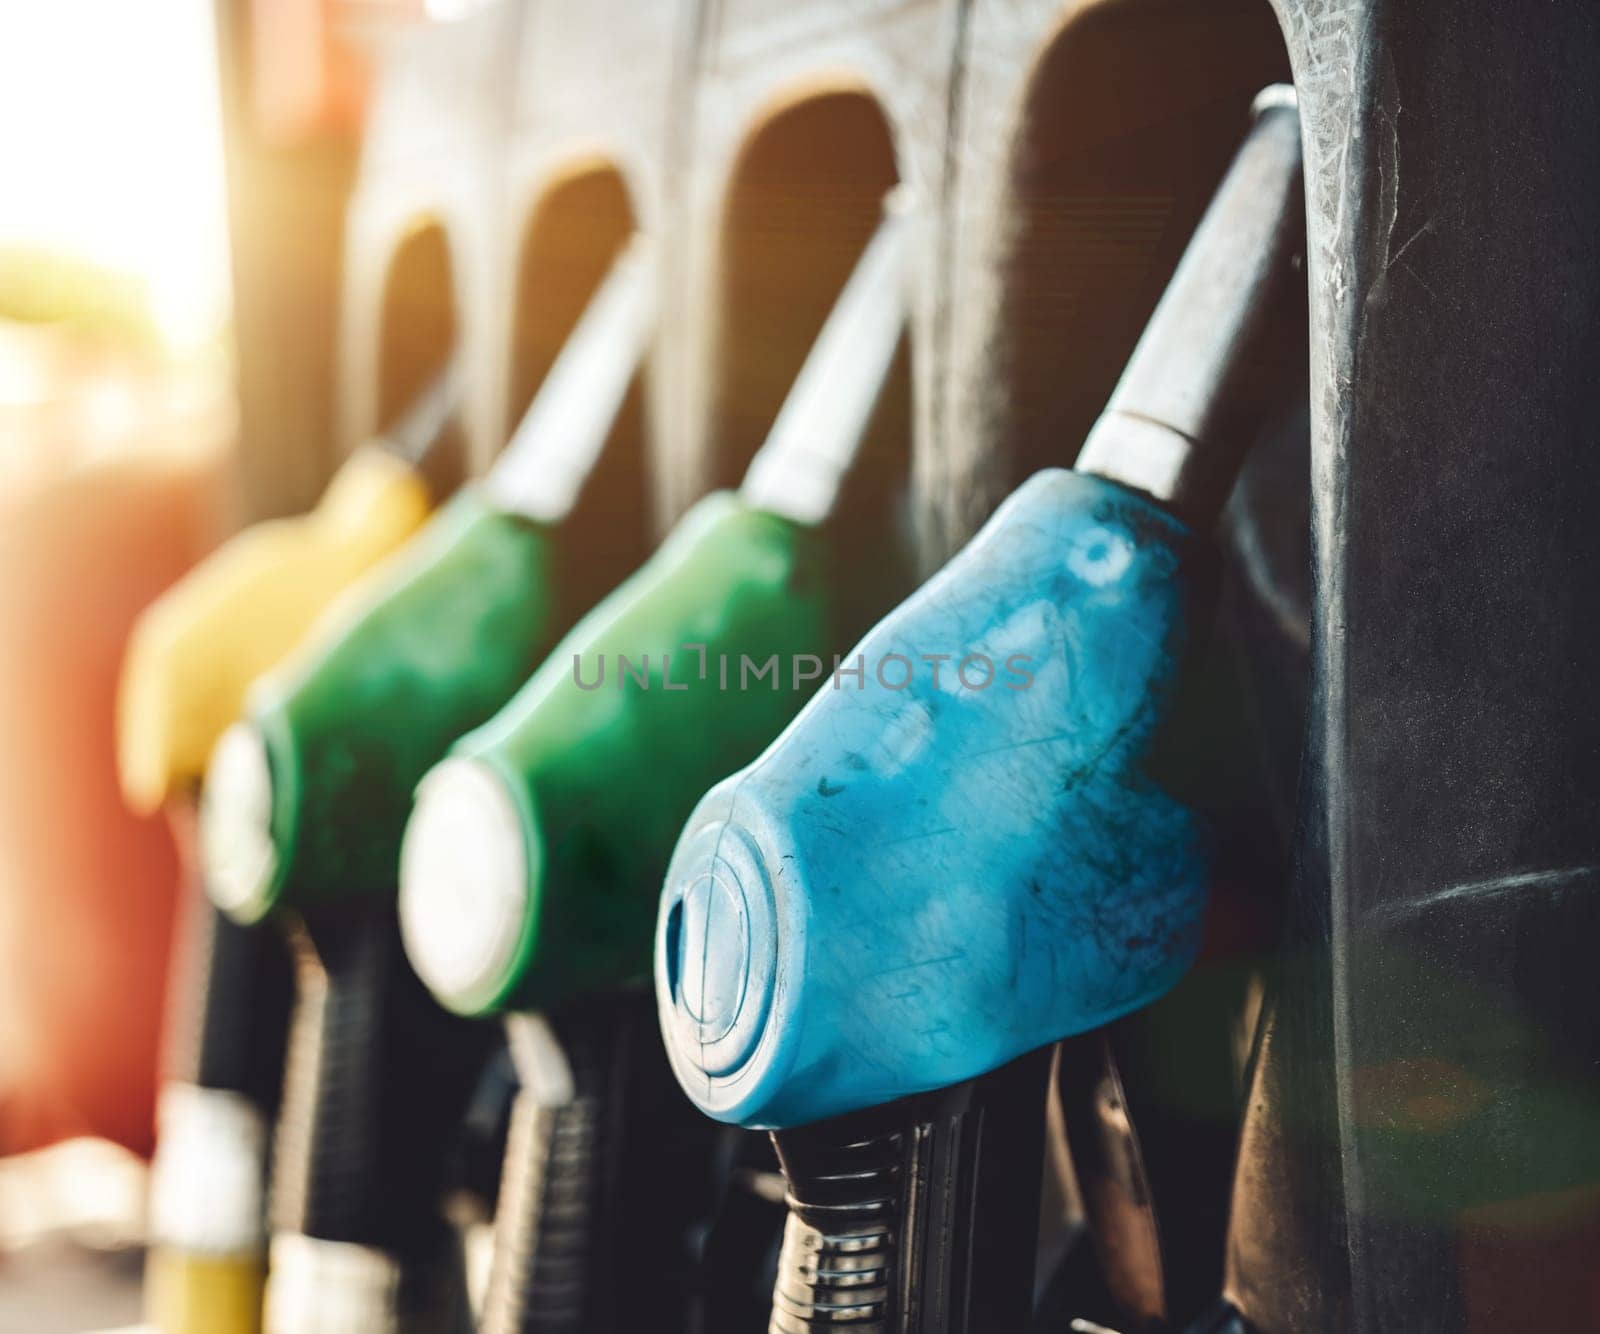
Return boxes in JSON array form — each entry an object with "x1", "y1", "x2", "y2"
[
  {"x1": 376, "y1": 361, "x2": 463, "y2": 481},
  {"x1": 1075, "y1": 87, "x2": 1304, "y2": 526}
]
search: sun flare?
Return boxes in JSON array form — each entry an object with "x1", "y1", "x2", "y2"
[{"x1": 0, "y1": 0, "x2": 232, "y2": 355}]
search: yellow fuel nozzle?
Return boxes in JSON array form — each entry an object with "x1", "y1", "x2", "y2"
[
  {"x1": 124, "y1": 378, "x2": 449, "y2": 1334},
  {"x1": 117, "y1": 438, "x2": 436, "y2": 816}
]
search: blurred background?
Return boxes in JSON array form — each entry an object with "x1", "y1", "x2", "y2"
[{"x1": 0, "y1": 4, "x2": 430, "y2": 1327}]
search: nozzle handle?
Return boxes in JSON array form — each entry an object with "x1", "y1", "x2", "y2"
[
  {"x1": 653, "y1": 471, "x2": 1208, "y2": 1130},
  {"x1": 1075, "y1": 89, "x2": 1304, "y2": 525}
]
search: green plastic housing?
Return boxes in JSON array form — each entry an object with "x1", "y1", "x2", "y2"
[
  {"x1": 447, "y1": 491, "x2": 830, "y2": 1015},
  {"x1": 243, "y1": 487, "x2": 561, "y2": 919}
]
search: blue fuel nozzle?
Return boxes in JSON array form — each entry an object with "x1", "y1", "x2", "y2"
[
  {"x1": 656, "y1": 468, "x2": 1209, "y2": 1128},
  {"x1": 654, "y1": 91, "x2": 1304, "y2": 1131}
]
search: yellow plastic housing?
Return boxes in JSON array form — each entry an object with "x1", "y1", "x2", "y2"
[{"x1": 117, "y1": 446, "x2": 432, "y2": 814}]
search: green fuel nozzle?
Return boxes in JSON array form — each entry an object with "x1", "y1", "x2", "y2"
[
  {"x1": 398, "y1": 193, "x2": 913, "y2": 1334},
  {"x1": 194, "y1": 236, "x2": 656, "y2": 1333},
  {"x1": 396, "y1": 194, "x2": 913, "y2": 1021},
  {"x1": 199, "y1": 236, "x2": 656, "y2": 924}
]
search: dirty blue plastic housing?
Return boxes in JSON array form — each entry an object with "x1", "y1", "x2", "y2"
[{"x1": 654, "y1": 468, "x2": 1213, "y2": 1129}]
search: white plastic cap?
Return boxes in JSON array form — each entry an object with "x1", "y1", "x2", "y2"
[
  {"x1": 200, "y1": 722, "x2": 280, "y2": 920},
  {"x1": 399, "y1": 758, "x2": 531, "y2": 1014}
]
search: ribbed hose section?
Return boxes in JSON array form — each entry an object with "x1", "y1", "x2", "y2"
[
  {"x1": 164, "y1": 814, "x2": 295, "y2": 1105},
  {"x1": 768, "y1": 1051, "x2": 1054, "y2": 1334},
  {"x1": 482, "y1": 992, "x2": 727, "y2": 1333},
  {"x1": 269, "y1": 910, "x2": 494, "y2": 1331},
  {"x1": 480, "y1": 1060, "x2": 607, "y2": 1331},
  {"x1": 768, "y1": 1123, "x2": 904, "y2": 1331}
]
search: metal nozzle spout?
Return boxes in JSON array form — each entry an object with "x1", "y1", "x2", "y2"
[
  {"x1": 739, "y1": 187, "x2": 914, "y2": 527},
  {"x1": 1075, "y1": 87, "x2": 1306, "y2": 526},
  {"x1": 376, "y1": 361, "x2": 463, "y2": 493}
]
